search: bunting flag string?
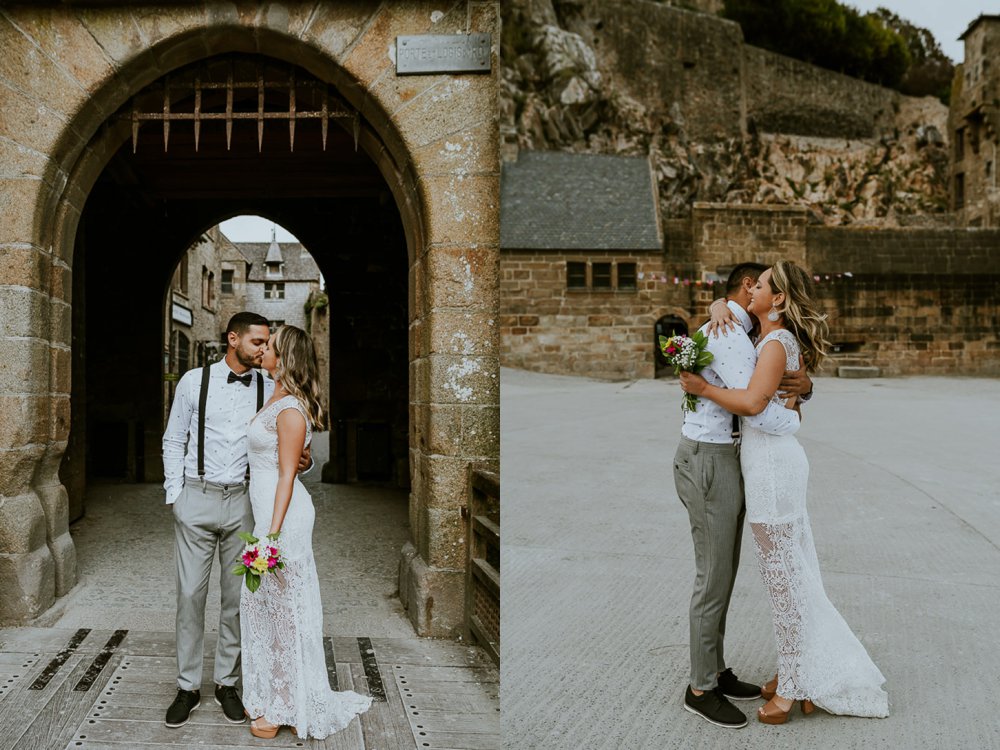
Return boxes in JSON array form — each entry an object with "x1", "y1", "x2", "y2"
[{"x1": 637, "y1": 272, "x2": 855, "y2": 286}]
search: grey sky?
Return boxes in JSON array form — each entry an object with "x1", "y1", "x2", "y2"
[
  {"x1": 218, "y1": 215, "x2": 301, "y2": 243},
  {"x1": 844, "y1": 1, "x2": 989, "y2": 63}
]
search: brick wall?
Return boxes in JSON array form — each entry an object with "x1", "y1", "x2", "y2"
[
  {"x1": 500, "y1": 250, "x2": 673, "y2": 379},
  {"x1": 807, "y1": 226, "x2": 1000, "y2": 376},
  {"x1": 501, "y1": 208, "x2": 1000, "y2": 380}
]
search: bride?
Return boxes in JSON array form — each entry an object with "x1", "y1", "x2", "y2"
[
  {"x1": 241, "y1": 324, "x2": 372, "y2": 739},
  {"x1": 680, "y1": 260, "x2": 889, "y2": 723}
]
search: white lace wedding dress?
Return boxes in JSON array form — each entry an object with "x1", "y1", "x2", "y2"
[
  {"x1": 741, "y1": 329, "x2": 889, "y2": 717},
  {"x1": 240, "y1": 395, "x2": 372, "y2": 738}
]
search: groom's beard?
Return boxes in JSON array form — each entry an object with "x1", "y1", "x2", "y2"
[{"x1": 235, "y1": 347, "x2": 261, "y2": 369}]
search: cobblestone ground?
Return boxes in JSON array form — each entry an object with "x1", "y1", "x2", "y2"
[
  {"x1": 0, "y1": 436, "x2": 499, "y2": 750},
  {"x1": 501, "y1": 369, "x2": 1000, "y2": 750}
]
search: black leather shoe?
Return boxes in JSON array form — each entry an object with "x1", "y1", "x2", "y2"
[
  {"x1": 718, "y1": 667, "x2": 762, "y2": 701},
  {"x1": 215, "y1": 684, "x2": 246, "y2": 724},
  {"x1": 683, "y1": 685, "x2": 748, "y2": 729},
  {"x1": 165, "y1": 688, "x2": 200, "y2": 728}
]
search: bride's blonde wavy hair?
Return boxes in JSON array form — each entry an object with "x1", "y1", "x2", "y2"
[
  {"x1": 769, "y1": 260, "x2": 831, "y2": 373},
  {"x1": 271, "y1": 325, "x2": 327, "y2": 431}
]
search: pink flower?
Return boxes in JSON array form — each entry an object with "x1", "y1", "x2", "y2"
[
  {"x1": 241, "y1": 553, "x2": 255, "y2": 567},
  {"x1": 267, "y1": 558, "x2": 278, "y2": 569}
]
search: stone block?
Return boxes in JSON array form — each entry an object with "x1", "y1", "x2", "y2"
[
  {"x1": 422, "y1": 453, "x2": 469, "y2": 509},
  {"x1": 0, "y1": 15, "x2": 86, "y2": 119},
  {"x1": 409, "y1": 113, "x2": 500, "y2": 178},
  {"x1": 50, "y1": 345, "x2": 71, "y2": 395},
  {"x1": 426, "y1": 310, "x2": 498, "y2": 358},
  {"x1": 0, "y1": 445, "x2": 45, "y2": 497},
  {"x1": 398, "y1": 542, "x2": 465, "y2": 637},
  {"x1": 0, "y1": 395, "x2": 49, "y2": 450},
  {"x1": 461, "y1": 404, "x2": 499, "y2": 460},
  {"x1": 0, "y1": 336, "x2": 49, "y2": 394},
  {"x1": 427, "y1": 246, "x2": 499, "y2": 311},
  {"x1": 837, "y1": 366, "x2": 881, "y2": 378},
  {"x1": 3, "y1": 6, "x2": 117, "y2": 95},
  {"x1": 50, "y1": 299, "x2": 72, "y2": 348},
  {"x1": 0, "y1": 544, "x2": 55, "y2": 623},
  {"x1": 428, "y1": 353, "x2": 499, "y2": 406},
  {"x1": 0, "y1": 491, "x2": 48, "y2": 554},
  {"x1": 396, "y1": 76, "x2": 497, "y2": 152},
  {"x1": 34, "y1": 475, "x2": 70, "y2": 538},
  {"x1": 0, "y1": 180, "x2": 48, "y2": 247},
  {"x1": 0, "y1": 244, "x2": 48, "y2": 289},
  {"x1": 299, "y1": 3, "x2": 379, "y2": 63},
  {"x1": 426, "y1": 403, "x2": 461, "y2": 456},
  {"x1": 420, "y1": 173, "x2": 499, "y2": 248},
  {"x1": 47, "y1": 529, "x2": 77, "y2": 597},
  {"x1": 421, "y1": 505, "x2": 465, "y2": 570}
]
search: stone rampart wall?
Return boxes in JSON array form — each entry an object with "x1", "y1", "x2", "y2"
[{"x1": 742, "y1": 45, "x2": 900, "y2": 139}]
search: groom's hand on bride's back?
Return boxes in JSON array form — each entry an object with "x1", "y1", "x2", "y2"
[
  {"x1": 297, "y1": 445, "x2": 312, "y2": 473},
  {"x1": 778, "y1": 355, "x2": 813, "y2": 399}
]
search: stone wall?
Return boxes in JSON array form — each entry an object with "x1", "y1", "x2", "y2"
[
  {"x1": 500, "y1": 249, "x2": 678, "y2": 380},
  {"x1": 501, "y1": 206, "x2": 1000, "y2": 380},
  {"x1": 807, "y1": 226, "x2": 1000, "y2": 376},
  {"x1": 743, "y1": 46, "x2": 900, "y2": 139},
  {"x1": 0, "y1": 1, "x2": 500, "y2": 639}
]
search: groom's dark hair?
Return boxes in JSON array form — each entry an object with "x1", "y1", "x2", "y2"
[
  {"x1": 226, "y1": 312, "x2": 270, "y2": 337},
  {"x1": 726, "y1": 262, "x2": 768, "y2": 295}
]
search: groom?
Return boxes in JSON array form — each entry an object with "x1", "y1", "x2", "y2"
[
  {"x1": 161, "y1": 312, "x2": 309, "y2": 728},
  {"x1": 673, "y1": 263, "x2": 813, "y2": 729}
]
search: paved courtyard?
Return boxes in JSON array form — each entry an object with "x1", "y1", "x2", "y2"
[
  {"x1": 501, "y1": 368, "x2": 1000, "y2": 750},
  {"x1": 0, "y1": 436, "x2": 498, "y2": 750}
]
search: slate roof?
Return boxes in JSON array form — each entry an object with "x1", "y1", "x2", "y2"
[
  {"x1": 500, "y1": 151, "x2": 662, "y2": 251},
  {"x1": 233, "y1": 241, "x2": 321, "y2": 282}
]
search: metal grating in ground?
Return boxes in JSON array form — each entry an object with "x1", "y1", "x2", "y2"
[
  {"x1": 0, "y1": 628, "x2": 498, "y2": 750},
  {"x1": 394, "y1": 664, "x2": 499, "y2": 750}
]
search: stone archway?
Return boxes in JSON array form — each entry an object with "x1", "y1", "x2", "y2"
[{"x1": 0, "y1": 2, "x2": 500, "y2": 638}]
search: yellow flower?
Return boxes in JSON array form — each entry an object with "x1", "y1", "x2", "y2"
[{"x1": 251, "y1": 557, "x2": 269, "y2": 574}]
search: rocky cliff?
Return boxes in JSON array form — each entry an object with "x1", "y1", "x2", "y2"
[{"x1": 501, "y1": 0, "x2": 951, "y2": 226}]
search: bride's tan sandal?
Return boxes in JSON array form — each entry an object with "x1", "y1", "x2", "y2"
[
  {"x1": 249, "y1": 717, "x2": 280, "y2": 739},
  {"x1": 760, "y1": 674, "x2": 778, "y2": 701},
  {"x1": 757, "y1": 696, "x2": 816, "y2": 725}
]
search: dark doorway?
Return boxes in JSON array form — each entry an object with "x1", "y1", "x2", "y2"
[{"x1": 654, "y1": 315, "x2": 689, "y2": 378}]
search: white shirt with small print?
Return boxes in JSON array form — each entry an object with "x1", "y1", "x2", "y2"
[
  {"x1": 162, "y1": 358, "x2": 274, "y2": 504},
  {"x1": 680, "y1": 300, "x2": 800, "y2": 444}
]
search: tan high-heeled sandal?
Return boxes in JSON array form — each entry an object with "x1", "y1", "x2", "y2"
[
  {"x1": 761, "y1": 674, "x2": 778, "y2": 701},
  {"x1": 757, "y1": 696, "x2": 816, "y2": 724}
]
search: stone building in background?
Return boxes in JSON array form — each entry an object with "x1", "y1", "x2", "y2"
[
  {"x1": 500, "y1": 152, "x2": 664, "y2": 379},
  {"x1": 236, "y1": 231, "x2": 322, "y2": 331},
  {"x1": 950, "y1": 14, "x2": 1000, "y2": 226},
  {"x1": 162, "y1": 225, "x2": 328, "y2": 434}
]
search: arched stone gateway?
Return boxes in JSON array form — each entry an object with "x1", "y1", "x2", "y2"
[{"x1": 0, "y1": 2, "x2": 500, "y2": 638}]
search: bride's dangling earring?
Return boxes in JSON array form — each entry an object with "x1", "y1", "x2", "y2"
[{"x1": 767, "y1": 304, "x2": 780, "y2": 322}]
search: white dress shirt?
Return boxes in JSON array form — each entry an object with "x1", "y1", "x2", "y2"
[
  {"x1": 681, "y1": 301, "x2": 800, "y2": 443},
  {"x1": 162, "y1": 358, "x2": 275, "y2": 504}
]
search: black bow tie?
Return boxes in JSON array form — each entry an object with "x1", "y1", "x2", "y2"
[{"x1": 228, "y1": 371, "x2": 253, "y2": 387}]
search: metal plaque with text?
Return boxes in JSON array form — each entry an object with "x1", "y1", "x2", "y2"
[{"x1": 396, "y1": 34, "x2": 491, "y2": 75}]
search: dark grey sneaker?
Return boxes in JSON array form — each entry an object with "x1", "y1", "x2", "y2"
[
  {"x1": 165, "y1": 688, "x2": 200, "y2": 728},
  {"x1": 683, "y1": 685, "x2": 748, "y2": 729},
  {"x1": 718, "y1": 667, "x2": 762, "y2": 701},
  {"x1": 214, "y1": 684, "x2": 246, "y2": 724}
]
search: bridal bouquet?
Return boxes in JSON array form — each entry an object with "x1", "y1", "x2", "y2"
[
  {"x1": 232, "y1": 532, "x2": 284, "y2": 593},
  {"x1": 659, "y1": 331, "x2": 714, "y2": 413}
]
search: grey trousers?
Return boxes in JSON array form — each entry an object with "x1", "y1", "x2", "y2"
[
  {"x1": 173, "y1": 480, "x2": 254, "y2": 691},
  {"x1": 673, "y1": 436, "x2": 745, "y2": 691}
]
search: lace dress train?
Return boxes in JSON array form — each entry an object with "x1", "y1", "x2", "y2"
[
  {"x1": 241, "y1": 396, "x2": 372, "y2": 738},
  {"x1": 742, "y1": 330, "x2": 889, "y2": 717}
]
